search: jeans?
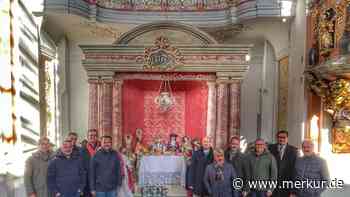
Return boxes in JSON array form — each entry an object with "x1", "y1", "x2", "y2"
[
  {"x1": 95, "y1": 190, "x2": 117, "y2": 197},
  {"x1": 250, "y1": 191, "x2": 267, "y2": 197},
  {"x1": 60, "y1": 193, "x2": 81, "y2": 197}
]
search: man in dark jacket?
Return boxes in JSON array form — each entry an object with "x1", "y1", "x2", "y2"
[
  {"x1": 224, "y1": 135, "x2": 249, "y2": 196},
  {"x1": 204, "y1": 148, "x2": 239, "y2": 197},
  {"x1": 48, "y1": 137, "x2": 86, "y2": 197},
  {"x1": 290, "y1": 140, "x2": 329, "y2": 197},
  {"x1": 268, "y1": 130, "x2": 298, "y2": 197},
  {"x1": 90, "y1": 135, "x2": 121, "y2": 197},
  {"x1": 188, "y1": 137, "x2": 214, "y2": 197},
  {"x1": 80, "y1": 129, "x2": 100, "y2": 197},
  {"x1": 246, "y1": 138, "x2": 277, "y2": 197}
]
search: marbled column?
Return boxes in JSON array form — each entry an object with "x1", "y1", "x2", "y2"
[
  {"x1": 97, "y1": 81, "x2": 103, "y2": 137},
  {"x1": 101, "y1": 80, "x2": 113, "y2": 137},
  {"x1": 88, "y1": 80, "x2": 99, "y2": 130},
  {"x1": 206, "y1": 82, "x2": 217, "y2": 141},
  {"x1": 112, "y1": 79, "x2": 123, "y2": 149},
  {"x1": 229, "y1": 81, "x2": 241, "y2": 139},
  {"x1": 215, "y1": 83, "x2": 229, "y2": 149}
]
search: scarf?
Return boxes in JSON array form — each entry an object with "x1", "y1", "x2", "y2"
[{"x1": 214, "y1": 163, "x2": 224, "y2": 181}]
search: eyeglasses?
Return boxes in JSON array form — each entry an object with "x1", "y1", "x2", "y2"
[
  {"x1": 255, "y1": 143, "x2": 265, "y2": 146},
  {"x1": 278, "y1": 136, "x2": 287, "y2": 139}
]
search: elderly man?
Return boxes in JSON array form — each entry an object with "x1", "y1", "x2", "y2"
[
  {"x1": 204, "y1": 148, "x2": 239, "y2": 197},
  {"x1": 246, "y1": 138, "x2": 278, "y2": 197},
  {"x1": 90, "y1": 135, "x2": 122, "y2": 197},
  {"x1": 48, "y1": 137, "x2": 86, "y2": 197},
  {"x1": 290, "y1": 140, "x2": 329, "y2": 197},
  {"x1": 188, "y1": 137, "x2": 214, "y2": 197},
  {"x1": 24, "y1": 137, "x2": 54, "y2": 197},
  {"x1": 224, "y1": 135, "x2": 249, "y2": 196},
  {"x1": 268, "y1": 130, "x2": 298, "y2": 197}
]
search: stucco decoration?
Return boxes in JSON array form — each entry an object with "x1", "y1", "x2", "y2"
[
  {"x1": 79, "y1": 20, "x2": 122, "y2": 39},
  {"x1": 91, "y1": 0, "x2": 230, "y2": 11},
  {"x1": 115, "y1": 22, "x2": 217, "y2": 45},
  {"x1": 143, "y1": 36, "x2": 184, "y2": 71}
]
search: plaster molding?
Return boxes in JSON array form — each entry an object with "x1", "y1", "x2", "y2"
[
  {"x1": 44, "y1": 0, "x2": 289, "y2": 28},
  {"x1": 115, "y1": 21, "x2": 218, "y2": 45}
]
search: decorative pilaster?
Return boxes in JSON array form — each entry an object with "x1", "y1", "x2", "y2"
[
  {"x1": 206, "y1": 81, "x2": 217, "y2": 140},
  {"x1": 229, "y1": 81, "x2": 241, "y2": 138},
  {"x1": 215, "y1": 82, "x2": 229, "y2": 148},
  {"x1": 88, "y1": 80, "x2": 99, "y2": 130},
  {"x1": 112, "y1": 79, "x2": 123, "y2": 149},
  {"x1": 88, "y1": 78, "x2": 113, "y2": 138},
  {"x1": 100, "y1": 80, "x2": 113, "y2": 137}
]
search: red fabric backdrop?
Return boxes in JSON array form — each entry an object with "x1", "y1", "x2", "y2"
[{"x1": 122, "y1": 79, "x2": 208, "y2": 145}]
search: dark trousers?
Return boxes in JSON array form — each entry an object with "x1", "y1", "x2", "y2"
[
  {"x1": 250, "y1": 191, "x2": 267, "y2": 197},
  {"x1": 272, "y1": 189, "x2": 289, "y2": 197}
]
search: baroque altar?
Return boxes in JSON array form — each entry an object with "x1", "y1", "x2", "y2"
[{"x1": 80, "y1": 22, "x2": 252, "y2": 149}]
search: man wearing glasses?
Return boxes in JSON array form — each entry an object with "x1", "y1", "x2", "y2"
[{"x1": 268, "y1": 130, "x2": 298, "y2": 197}]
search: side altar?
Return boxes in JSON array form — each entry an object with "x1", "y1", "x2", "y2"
[{"x1": 80, "y1": 22, "x2": 252, "y2": 149}]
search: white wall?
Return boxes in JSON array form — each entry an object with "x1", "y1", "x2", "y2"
[
  {"x1": 68, "y1": 40, "x2": 89, "y2": 138},
  {"x1": 57, "y1": 37, "x2": 70, "y2": 143},
  {"x1": 66, "y1": 33, "x2": 115, "y2": 139},
  {"x1": 287, "y1": 0, "x2": 307, "y2": 147},
  {"x1": 240, "y1": 42, "x2": 264, "y2": 143},
  {"x1": 226, "y1": 19, "x2": 290, "y2": 143},
  {"x1": 260, "y1": 41, "x2": 278, "y2": 142}
]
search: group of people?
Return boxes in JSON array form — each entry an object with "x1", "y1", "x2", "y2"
[
  {"x1": 24, "y1": 129, "x2": 133, "y2": 197},
  {"x1": 24, "y1": 129, "x2": 330, "y2": 197},
  {"x1": 186, "y1": 131, "x2": 330, "y2": 197}
]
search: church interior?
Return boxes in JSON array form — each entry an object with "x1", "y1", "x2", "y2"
[{"x1": 0, "y1": 0, "x2": 350, "y2": 196}]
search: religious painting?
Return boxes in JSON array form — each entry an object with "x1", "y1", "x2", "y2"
[{"x1": 278, "y1": 57, "x2": 289, "y2": 131}]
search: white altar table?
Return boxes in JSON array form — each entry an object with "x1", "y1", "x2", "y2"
[{"x1": 138, "y1": 155, "x2": 186, "y2": 187}]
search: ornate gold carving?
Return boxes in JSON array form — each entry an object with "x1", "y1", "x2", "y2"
[
  {"x1": 306, "y1": 73, "x2": 350, "y2": 119},
  {"x1": 309, "y1": 1, "x2": 347, "y2": 60},
  {"x1": 332, "y1": 126, "x2": 350, "y2": 153},
  {"x1": 143, "y1": 36, "x2": 183, "y2": 71},
  {"x1": 319, "y1": 7, "x2": 337, "y2": 58}
]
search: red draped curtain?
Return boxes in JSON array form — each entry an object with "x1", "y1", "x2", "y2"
[{"x1": 122, "y1": 79, "x2": 208, "y2": 145}]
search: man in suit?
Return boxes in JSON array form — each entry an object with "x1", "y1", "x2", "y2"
[
  {"x1": 188, "y1": 137, "x2": 214, "y2": 197},
  {"x1": 268, "y1": 130, "x2": 298, "y2": 197}
]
